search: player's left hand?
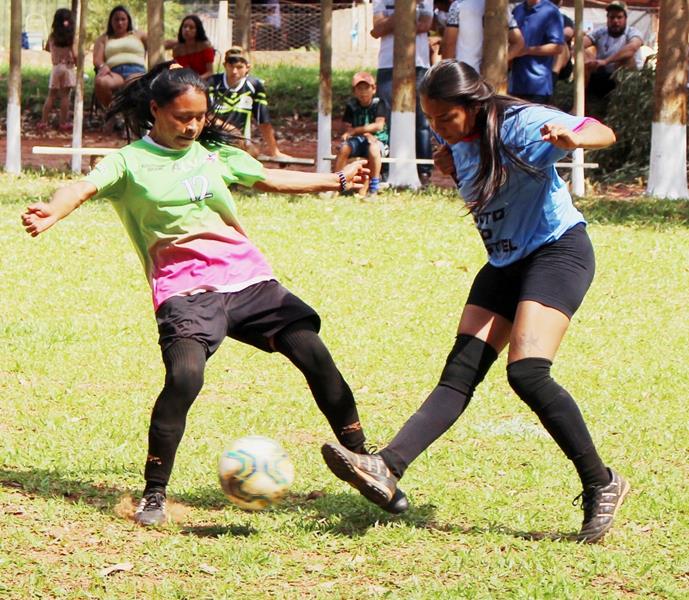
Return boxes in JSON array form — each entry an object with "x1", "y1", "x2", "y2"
[
  {"x1": 541, "y1": 123, "x2": 579, "y2": 150},
  {"x1": 341, "y1": 159, "x2": 370, "y2": 191}
]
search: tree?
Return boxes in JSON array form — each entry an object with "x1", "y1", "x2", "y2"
[
  {"x1": 482, "y1": 0, "x2": 509, "y2": 92},
  {"x1": 5, "y1": 0, "x2": 21, "y2": 173},
  {"x1": 147, "y1": 0, "x2": 165, "y2": 70},
  {"x1": 647, "y1": 0, "x2": 689, "y2": 199},
  {"x1": 316, "y1": 0, "x2": 333, "y2": 173},
  {"x1": 388, "y1": 0, "x2": 421, "y2": 188}
]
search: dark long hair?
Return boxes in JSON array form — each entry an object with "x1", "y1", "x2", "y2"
[
  {"x1": 51, "y1": 8, "x2": 75, "y2": 47},
  {"x1": 106, "y1": 5, "x2": 134, "y2": 37},
  {"x1": 419, "y1": 60, "x2": 543, "y2": 212},
  {"x1": 107, "y1": 61, "x2": 240, "y2": 148},
  {"x1": 177, "y1": 15, "x2": 209, "y2": 43}
]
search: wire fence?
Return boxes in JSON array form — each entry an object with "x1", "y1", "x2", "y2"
[{"x1": 182, "y1": 2, "x2": 355, "y2": 52}]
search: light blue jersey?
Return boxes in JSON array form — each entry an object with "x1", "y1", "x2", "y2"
[{"x1": 445, "y1": 105, "x2": 592, "y2": 267}]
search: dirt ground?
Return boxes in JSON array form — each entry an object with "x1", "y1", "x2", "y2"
[
  {"x1": 4, "y1": 118, "x2": 648, "y2": 197},
  {"x1": 3, "y1": 116, "x2": 456, "y2": 188}
]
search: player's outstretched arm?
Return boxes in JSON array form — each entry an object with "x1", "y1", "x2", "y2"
[
  {"x1": 254, "y1": 159, "x2": 370, "y2": 194},
  {"x1": 22, "y1": 181, "x2": 98, "y2": 237},
  {"x1": 541, "y1": 121, "x2": 616, "y2": 151}
]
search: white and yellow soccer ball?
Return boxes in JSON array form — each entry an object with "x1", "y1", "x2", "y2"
[{"x1": 218, "y1": 435, "x2": 295, "y2": 511}]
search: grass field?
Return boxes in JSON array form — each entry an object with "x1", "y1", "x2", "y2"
[{"x1": 1, "y1": 172, "x2": 689, "y2": 599}]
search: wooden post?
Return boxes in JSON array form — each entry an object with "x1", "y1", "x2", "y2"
[
  {"x1": 216, "y1": 1, "x2": 231, "y2": 63},
  {"x1": 571, "y1": 0, "x2": 585, "y2": 196},
  {"x1": 388, "y1": 0, "x2": 420, "y2": 188},
  {"x1": 647, "y1": 0, "x2": 689, "y2": 199},
  {"x1": 5, "y1": 0, "x2": 22, "y2": 173},
  {"x1": 71, "y1": 0, "x2": 88, "y2": 174},
  {"x1": 235, "y1": 0, "x2": 251, "y2": 56},
  {"x1": 147, "y1": 0, "x2": 165, "y2": 70},
  {"x1": 317, "y1": 0, "x2": 333, "y2": 173},
  {"x1": 482, "y1": 0, "x2": 508, "y2": 93}
]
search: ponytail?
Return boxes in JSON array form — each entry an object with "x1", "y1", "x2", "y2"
[{"x1": 107, "y1": 61, "x2": 242, "y2": 148}]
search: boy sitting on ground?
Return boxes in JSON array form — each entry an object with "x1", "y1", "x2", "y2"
[{"x1": 334, "y1": 72, "x2": 389, "y2": 196}]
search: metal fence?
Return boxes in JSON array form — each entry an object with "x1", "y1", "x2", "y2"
[
  {"x1": 0, "y1": 1, "x2": 369, "y2": 56},
  {"x1": 182, "y1": 2, "x2": 355, "y2": 52}
]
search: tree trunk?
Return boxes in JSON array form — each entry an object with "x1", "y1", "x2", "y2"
[
  {"x1": 571, "y1": 0, "x2": 586, "y2": 196},
  {"x1": 481, "y1": 0, "x2": 508, "y2": 92},
  {"x1": 216, "y1": 2, "x2": 231, "y2": 62},
  {"x1": 5, "y1": 0, "x2": 21, "y2": 173},
  {"x1": 71, "y1": 0, "x2": 88, "y2": 174},
  {"x1": 389, "y1": 0, "x2": 420, "y2": 188},
  {"x1": 317, "y1": 0, "x2": 333, "y2": 173},
  {"x1": 647, "y1": 0, "x2": 689, "y2": 199},
  {"x1": 147, "y1": 0, "x2": 165, "y2": 70},
  {"x1": 235, "y1": 0, "x2": 251, "y2": 56}
]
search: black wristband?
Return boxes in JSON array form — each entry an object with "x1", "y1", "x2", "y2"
[{"x1": 336, "y1": 171, "x2": 347, "y2": 192}]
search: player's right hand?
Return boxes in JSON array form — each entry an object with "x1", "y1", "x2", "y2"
[
  {"x1": 21, "y1": 203, "x2": 59, "y2": 237},
  {"x1": 433, "y1": 144, "x2": 456, "y2": 178}
]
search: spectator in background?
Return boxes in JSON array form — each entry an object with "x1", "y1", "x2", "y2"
[
  {"x1": 584, "y1": 1, "x2": 643, "y2": 100},
  {"x1": 550, "y1": 0, "x2": 574, "y2": 85},
  {"x1": 430, "y1": 1, "x2": 453, "y2": 65},
  {"x1": 371, "y1": 0, "x2": 434, "y2": 187},
  {"x1": 441, "y1": 0, "x2": 524, "y2": 73},
  {"x1": 166, "y1": 15, "x2": 215, "y2": 79},
  {"x1": 93, "y1": 5, "x2": 147, "y2": 108},
  {"x1": 207, "y1": 48, "x2": 292, "y2": 160},
  {"x1": 39, "y1": 8, "x2": 77, "y2": 133},
  {"x1": 334, "y1": 71, "x2": 390, "y2": 197},
  {"x1": 509, "y1": 0, "x2": 564, "y2": 104}
]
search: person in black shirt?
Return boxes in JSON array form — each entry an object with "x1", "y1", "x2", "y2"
[{"x1": 207, "y1": 47, "x2": 291, "y2": 159}]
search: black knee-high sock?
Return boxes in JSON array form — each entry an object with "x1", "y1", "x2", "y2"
[
  {"x1": 144, "y1": 339, "x2": 206, "y2": 494},
  {"x1": 274, "y1": 320, "x2": 366, "y2": 453},
  {"x1": 380, "y1": 335, "x2": 498, "y2": 479},
  {"x1": 507, "y1": 357, "x2": 610, "y2": 490}
]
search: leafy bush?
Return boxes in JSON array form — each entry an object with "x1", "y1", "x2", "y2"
[
  {"x1": 587, "y1": 67, "x2": 658, "y2": 182},
  {"x1": 252, "y1": 65, "x2": 360, "y2": 120}
]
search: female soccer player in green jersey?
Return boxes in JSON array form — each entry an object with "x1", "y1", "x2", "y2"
[{"x1": 22, "y1": 63, "x2": 405, "y2": 525}]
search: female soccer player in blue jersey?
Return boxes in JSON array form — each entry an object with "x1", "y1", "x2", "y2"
[
  {"x1": 21, "y1": 63, "x2": 408, "y2": 526},
  {"x1": 322, "y1": 59, "x2": 628, "y2": 544}
]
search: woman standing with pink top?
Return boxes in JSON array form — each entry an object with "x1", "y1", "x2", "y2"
[{"x1": 39, "y1": 9, "x2": 77, "y2": 132}]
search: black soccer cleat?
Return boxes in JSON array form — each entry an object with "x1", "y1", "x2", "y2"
[
  {"x1": 133, "y1": 491, "x2": 167, "y2": 526},
  {"x1": 321, "y1": 442, "x2": 408, "y2": 513},
  {"x1": 574, "y1": 468, "x2": 630, "y2": 543},
  {"x1": 384, "y1": 488, "x2": 409, "y2": 514}
]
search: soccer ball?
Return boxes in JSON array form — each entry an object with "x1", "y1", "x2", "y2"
[{"x1": 218, "y1": 435, "x2": 295, "y2": 511}]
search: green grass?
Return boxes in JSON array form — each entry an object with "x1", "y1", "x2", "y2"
[
  {"x1": 1, "y1": 172, "x2": 689, "y2": 598},
  {"x1": 0, "y1": 64, "x2": 353, "y2": 122}
]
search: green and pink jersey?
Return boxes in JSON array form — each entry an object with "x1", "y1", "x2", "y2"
[{"x1": 83, "y1": 137, "x2": 274, "y2": 311}]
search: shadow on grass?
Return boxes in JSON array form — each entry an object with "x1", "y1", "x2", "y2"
[
  {"x1": 0, "y1": 466, "x2": 129, "y2": 512},
  {"x1": 576, "y1": 196, "x2": 689, "y2": 228},
  {"x1": 0, "y1": 468, "x2": 579, "y2": 542}
]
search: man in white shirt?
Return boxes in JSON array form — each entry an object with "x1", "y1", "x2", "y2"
[
  {"x1": 584, "y1": 0, "x2": 644, "y2": 99},
  {"x1": 441, "y1": 0, "x2": 524, "y2": 73},
  {"x1": 371, "y1": 0, "x2": 434, "y2": 185}
]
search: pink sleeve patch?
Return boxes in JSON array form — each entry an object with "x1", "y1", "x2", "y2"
[{"x1": 572, "y1": 117, "x2": 600, "y2": 132}]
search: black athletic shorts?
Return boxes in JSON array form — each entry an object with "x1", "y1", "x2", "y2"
[
  {"x1": 155, "y1": 280, "x2": 321, "y2": 355},
  {"x1": 466, "y1": 223, "x2": 595, "y2": 321}
]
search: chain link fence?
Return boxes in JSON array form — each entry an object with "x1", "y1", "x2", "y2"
[{"x1": 181, "y1": 2, "x2": 355, "y2": 52}]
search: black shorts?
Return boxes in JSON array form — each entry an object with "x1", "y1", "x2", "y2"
[
  {"x1": 466, "y1": 224, "x2": 595, "y2": 321},
  {"x1": 155, "y1": 280, "x2": 321, "y2": 355}
]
